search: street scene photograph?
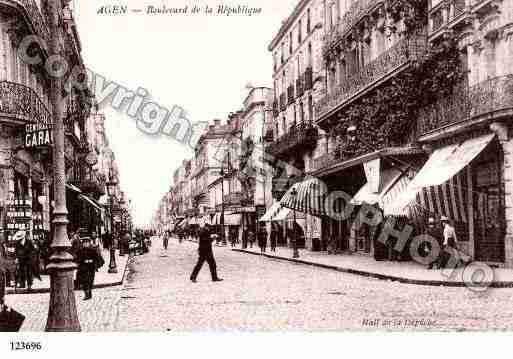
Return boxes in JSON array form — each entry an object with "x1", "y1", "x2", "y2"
[{"x1": 1, "y1": 0, "x2": 513, "y2": 346}]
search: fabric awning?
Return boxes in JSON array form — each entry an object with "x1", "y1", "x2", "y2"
[
  {"x1": 78, "y1": 194, "x2": 102, "y2": 212},
  {"x1": 259, "y1": 202, "x2": 282, "y2": 222},
  {"x1": 66, "y1": 183, "x2": 82, "y2": 194},
  {"x1": 177, "y1": 218, "x2": 189, "y2": 228},
  {"x1": 387, "y1": 133, "x2": 495, "y2": 216},
  {"x1": 272, "y1": 206, "x2": 305, "y2": 221},
  {"x1": 351, "y1": 167, "x2": 403, "y2": 206},
  {"x1": 280, "y1": 178, "x2": 328, "y2": 216}
]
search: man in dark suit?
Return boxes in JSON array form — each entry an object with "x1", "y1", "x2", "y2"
[{"x1": 190, "y1": 223, "x2": 223, "y2": 283}]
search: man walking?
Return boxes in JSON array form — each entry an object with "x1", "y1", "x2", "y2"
[
  {"x1": 190, "y1": 222, "x2": 223, "y2": 283},
  {"x1": 163, "y1": 231, "x2": 169, "y2": 250}
]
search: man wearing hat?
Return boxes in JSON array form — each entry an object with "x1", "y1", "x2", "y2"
[
  {"x1": 76, "y1": 236, "x2": 104, "y2": 300},
  {"x1": 14, "y1": 231, "x2": 35, "y2": 290},
  {"x1": 190, "y1": 221, "x2": 223, "y2": 283},
  {"x1": 441, "y1": 215, "x2": 458, "y2": 252},
  {"x1": 425, "y1": 217, "x2": 443, "y2": 269}
]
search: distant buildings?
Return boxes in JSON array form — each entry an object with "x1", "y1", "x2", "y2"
[{"x1": 155, "y1": 0, "x2": 513, "y2": 268}]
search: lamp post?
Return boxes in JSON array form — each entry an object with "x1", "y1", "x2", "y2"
[
  {"x1": 291, "y1": 187, "x2": 299, "y2": 258},
  {"x1": 45, "y1": 0, "x2": 80, "y2": 332},
  {"x1": 220, "y1": 166, "x2": 226, "y2": 246},
  {"x1": 106, "y1": 174, "x2": 118, "y2": 273}
]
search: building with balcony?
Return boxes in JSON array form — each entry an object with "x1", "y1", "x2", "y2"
[
  {"x1": 0, "y1": 1, "x2": 98, "y2": 252},
  {"x1": 276, "y1": 0, "x2": 513, "y2": 268},
  {"x1": 264, "y1": 0, "x2": 328, "y2": 251}
]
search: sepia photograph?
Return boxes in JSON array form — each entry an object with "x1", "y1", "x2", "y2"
[{"x1": 0, "y1": 0, "x2": 512, "y2": 354}]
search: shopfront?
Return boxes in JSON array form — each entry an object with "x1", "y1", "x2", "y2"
[{"x1": 389, "y1": 131, "x2": 506, "y2": 265}]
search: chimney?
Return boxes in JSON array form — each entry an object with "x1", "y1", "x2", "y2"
[
  {"x1": 208, "y1": 125, "x2": 215, "y2": 131},
  {"x1": 214, "y1": 119, "x2": 221, "y2": 127}
]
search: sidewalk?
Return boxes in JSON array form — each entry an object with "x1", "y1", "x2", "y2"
[
  {"x1": 232, "y1": 246, "x2": 513, "y2": 288},
  {"x1": 5, "y1": 249, "x2": 130, "y2": 295}
]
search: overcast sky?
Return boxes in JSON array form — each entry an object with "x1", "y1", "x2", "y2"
[{"x1": 75, "y1": 1, "x2": 297, "y2": 226}]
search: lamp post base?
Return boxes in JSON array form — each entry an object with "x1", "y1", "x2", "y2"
[
  {"x1": 108, "y1": 248, "x2": 118, "y2": 273},
  {"x1": 293, "y1": 249, "x2": 300, "y2": 258}
]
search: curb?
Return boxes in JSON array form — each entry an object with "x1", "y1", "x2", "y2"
[
  {"x1": 5, "y1": 255, "x2": 132, "y2": 295},
  {"x1": 232, "y1": 249, "x2": 513, "y2": 289}
]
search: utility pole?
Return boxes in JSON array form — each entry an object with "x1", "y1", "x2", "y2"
[{"x1": 45, "y1": 0, "x2": 81, "y2": 331}]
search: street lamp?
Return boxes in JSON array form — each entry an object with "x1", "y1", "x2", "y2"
[
  {"x1": 291, "y1": 187, "x2": 299, "y2": 258},
  {"x1": 106, "y1": 174, "x2": 118, "y2": 273},
  {"x1": 46, "y1": 0, "x2": 80, "y2": 331}
]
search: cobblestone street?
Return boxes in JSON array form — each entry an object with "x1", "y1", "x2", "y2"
[{"x1": 7, "y1": 239, "x2": 513, "y2": 331}]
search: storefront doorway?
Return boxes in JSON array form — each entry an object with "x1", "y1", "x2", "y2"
[{"x1": 473, "y1": 141, "x2": 505, "y2": 263}]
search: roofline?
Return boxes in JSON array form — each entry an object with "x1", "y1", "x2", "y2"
[{"x1": 268, "y1": 0, "x2": 311, "y2": 52}]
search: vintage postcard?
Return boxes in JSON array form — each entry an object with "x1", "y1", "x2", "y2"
[{"x1": 0, "y1": 0, "x2": 512, "y2": 353}]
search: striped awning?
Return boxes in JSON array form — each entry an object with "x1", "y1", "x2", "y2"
[
  {"x1": 387, "y1": 133, "x2": 495, "y2": 217},
  {"x1": 280, "y1": 178, "x2": 328, "y2": 217},
  {"x1": 272, "y1": 206, "x2": 306, "y2": 221},
  {"x1": 259, "y1": 202, "x2": 282, "y2": 222}
]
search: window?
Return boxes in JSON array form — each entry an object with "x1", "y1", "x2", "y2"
[
  {"x1": 282, "y1": 116, "x2": 286, "y2": 134},
  {"x1": 298, "y1": 20, "x2": 302, "y2": 44},
  {"x1": 307, "y1": 9, "x2": 311, "y2": 33},
  {"x1": 289, "y1": 32, "x2": 293, "y2": 55},
  {"x1": 308, "y1": 43, "x2": 312, "y2": 67},
  {"x1": 308, "y1": 95, "x2": 313, "y2": 123},
  {"x1": 299, "y1": 102, "x2": 304, "y2": 123}
]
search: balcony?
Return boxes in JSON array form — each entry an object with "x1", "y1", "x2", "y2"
[
  {"x1": 9, "y1": 0, "x2": 51, "y2": 48},
  {"x1": 430, "y1": 0, "x2": 470, "y2": 35},
  {"x1": 72, "y1": 172, "x2": 106, "y2": 197},
  {"x1": 0, "y1": 81, "x2": 50, "y2": 125},
  {"x1": 316, "y1": 33, "x2": 427, "y2": 125},
  {"x1": 266, "y1": 123, "x2": 319, "y2": 158},
  {"x1": 417, "y1": 75, "x2": 513, "y2": 137},
  {"x1": 325, "y1": 0, "x2": 383, "y2": 48}
]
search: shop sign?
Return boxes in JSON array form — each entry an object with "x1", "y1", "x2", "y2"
[
  {"x1": 25, "y1": 123, "x2": 53, "y2": 148},
  {"x1": 364, "y1": 158, "x2": 380, "y2": 193}
]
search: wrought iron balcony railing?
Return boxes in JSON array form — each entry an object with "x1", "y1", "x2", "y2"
[
  {"x1": 0, "y1": 81, "x2": 51, "y2": 125},
  {"x1": 11, "y1": 0, "x2": 51, "y2": 47},
  {"x1": 417, "y1": 75, "x2": 513, "y2": 136},
  {"x1": 430, "y1": 0, "x2": 469, "y2": 34},
  {"x1": 325, "y1": 0, "x2": 383, "y2": 49},
  {"x1": 316, "y1": 33, "x2": 427, "y2": 123},
  {"x1": 266, "y1": 122, "x2": 319, "y2": 157}
]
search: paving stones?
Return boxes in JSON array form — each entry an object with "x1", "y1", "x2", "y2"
[{"x1": 6, "y1": 240, "x2": 513, "y2": 331}]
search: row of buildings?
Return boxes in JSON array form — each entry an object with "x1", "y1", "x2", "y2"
[
  {"x1": 0, "y1": 1, "x2": 132, "y2": 257},
  {"x1": 153, "y1": 0, "x2": 513, "y2": 268}
]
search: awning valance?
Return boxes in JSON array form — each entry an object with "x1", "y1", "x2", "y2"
[
  {"x1": 387, "y1": 133, "x2": 495, "y2": 217},
  {"x1": 272, "y1": 206, "x2": 305, "y2": 221},
  {"x1": 259, "y1": 202, "x2": 282, "y2": 222},
  {"x1": 280, "y1": 178, "x2": 328, "y2": 216},
  {"x1": 66, "y1": 183, "x2": 82, "y2": 194}
]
